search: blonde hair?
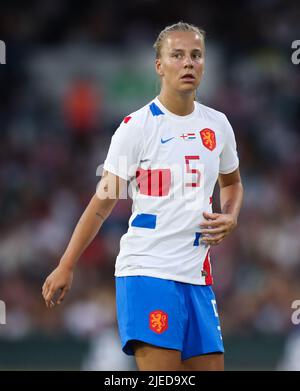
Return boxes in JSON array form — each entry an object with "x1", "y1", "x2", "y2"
[{"x1": 153, "y1": 21, "x2": 206, "y2": 59}]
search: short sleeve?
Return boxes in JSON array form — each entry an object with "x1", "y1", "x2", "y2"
[
  {"x1": 219, "y1": 115, "x2": 239, "y2": 174},
  {"x1": 103, "y1": 118, "x2": 144, "y2": 180}
]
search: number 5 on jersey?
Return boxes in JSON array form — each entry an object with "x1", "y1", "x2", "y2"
[{"x1": 185, "y1": 155, "x2": 200, "y2": 187}]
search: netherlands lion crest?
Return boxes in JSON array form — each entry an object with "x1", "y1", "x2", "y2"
[
  {"x1": 149, "y1": 310, "x2": 168, "y2": 334},
  {"x1": 200, "y1": 128, "x2": 216, "y2": 151}
]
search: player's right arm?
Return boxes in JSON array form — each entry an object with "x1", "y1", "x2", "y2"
[{"x1": 42, "y1": 170, "x2": 126, "y2": 308}]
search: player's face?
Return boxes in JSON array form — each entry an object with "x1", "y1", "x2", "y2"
[{"x1": 156, "y1": 31, "x2": 205, "y2": 94}]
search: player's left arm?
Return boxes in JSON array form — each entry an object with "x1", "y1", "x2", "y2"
[{"x1": 200, "y1": 168, "x2": 243, "y2": 245}]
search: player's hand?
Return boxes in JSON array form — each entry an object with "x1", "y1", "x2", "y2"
[
  {"x1": 42, "y1": 264, "x2": 73, "y2": 309},
  {"x1": 199, "y1": 211, "x2": 237, "y2": 246}
]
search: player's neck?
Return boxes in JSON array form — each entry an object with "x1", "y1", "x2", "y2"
[{"x1": 157, "y1": 90, "x2": 195, "y2": 116}]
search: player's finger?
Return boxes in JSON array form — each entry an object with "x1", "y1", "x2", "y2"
[
  {"x1": 203, "y1": 238, "x2": 222, "y2": 246},
  {"x1": 45, "y1": 296, "x2": 51, "y2": 308},
  {"x1": 46, "y1": 298, "x2": 56, "y2": 308},
  {"x1": 42, "y1": 282, "x2": 49, "y2": 297},
  {"x1": 200, "y1": 219, "x2": 222, "y2": 228},
  {"x1": 44, "y1": 287, "x2": 56, "y2": 303},
  {"x1": 201, "y1": 234, "x2": 224, "y2": 244},
  {"x1": 200, "y1": 226, "x2": 225, "y2": 234},
  {"x1": 45, "y1": 299, "x2": 54, "y2": 309},
  {"x1": 42, "y1": 279, "x2": 48, "y2": 291},
  {"x1": 208, "y1": 240, "x2": 223, "y2": 246},
  {"x1": 56, "y1": 287, "x2": 68, "y2": 305},
  {"x1": 203, "y1": 212, "x2": 220, "y2": 220},
  {"x1": 42, "y1": 281, "x2": 51, "y2": 298},
  {"x1": 202, "y1": 233, "x2": 224, "y2": 241},
  {"x1": 42, "y1": 286, "x2": 47, "y2": 299},
  {"x1": 215, "y1": 239, "x2": 224, "y2": 245}
]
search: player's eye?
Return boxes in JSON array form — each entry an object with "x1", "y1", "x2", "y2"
[
  {"x1": 193, "y1": 53, "x2": 202, "y2": 59},
  {"x1": 172, "y1": 53, "x2": 183, "y2": 59}
]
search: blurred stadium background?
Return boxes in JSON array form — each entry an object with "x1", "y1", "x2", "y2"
[{"x1": 0, "y1": 0, "x2": 300, "y2": 370}]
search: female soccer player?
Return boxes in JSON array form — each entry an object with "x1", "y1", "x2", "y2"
[{"x1": 42, "y1": 22, "x2": 243, "y2": 371}]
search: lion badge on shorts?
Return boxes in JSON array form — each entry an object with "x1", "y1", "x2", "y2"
[
  {"x1": 149, "y1": 310, "x2": 168, "y2": 334},
  {"x1": 200, "y1": 128, "x2": 216, "y2": 151}
]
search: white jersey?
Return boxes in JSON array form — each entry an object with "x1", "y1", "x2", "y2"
[{"x1": 103, "y1": 97, "x2": 239, "y2": 285}]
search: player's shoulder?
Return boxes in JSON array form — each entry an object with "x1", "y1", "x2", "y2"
[
  {"x1": 195, "y1": 101, "x2": 229, "y2": 124},
  {"x1": 120, "y1": 98, "x2": 161, "y2": 129}
]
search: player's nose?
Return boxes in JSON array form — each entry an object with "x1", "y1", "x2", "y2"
[{"x1": 183, "y1": 56, "x2": 193, "y2": 68}]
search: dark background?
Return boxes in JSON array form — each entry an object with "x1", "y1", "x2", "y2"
[{"x1": 0, "y1": 0, "x2": 300, "y2": 370}]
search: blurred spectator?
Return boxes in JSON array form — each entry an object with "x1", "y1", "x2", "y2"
[{"x1": 63, "y1": 78, "x2": 101, "y2": 150}]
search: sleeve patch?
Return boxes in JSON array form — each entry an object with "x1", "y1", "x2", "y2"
[{"x1": 123, "y1": 116, "x2": 132, "y2": 124}]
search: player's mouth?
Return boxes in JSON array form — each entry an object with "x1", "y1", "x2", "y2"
[{"x1": 180, "y1": 73, "x2": 196, "y2": 82}]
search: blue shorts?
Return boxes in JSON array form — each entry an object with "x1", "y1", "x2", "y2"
[{"x1": 115, "y1": 275, "x2": 224, "y2": 360}]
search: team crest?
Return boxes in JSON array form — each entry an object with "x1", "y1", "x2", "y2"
[
  {"x1": 149, "y1": 310, "x2": 168, "y2": 334},
  {"x1": 200, "y1": 128, "x2": 216, "y2": 151}
]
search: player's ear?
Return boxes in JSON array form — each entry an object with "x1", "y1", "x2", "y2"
[{"x1": 155, "y1": 58, "x2": 164, "y2": 77}]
